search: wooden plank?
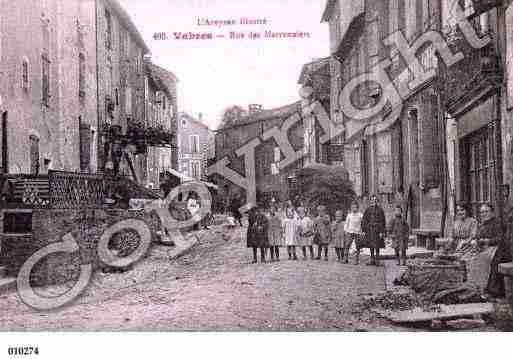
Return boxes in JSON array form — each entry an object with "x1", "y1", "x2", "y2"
[{"x1": 385, "y1": 303, "x2": 494, "y2": 323}]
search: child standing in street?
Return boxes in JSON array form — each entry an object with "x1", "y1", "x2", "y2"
[
  {"x1": 331, "y1": 210, "x2": 346, "y2": 262},
  {"x1": 314, "y1": 205, "x2": 332, "y2": 260},
  {"x1": 388, "y1": 205, "x2": 410, "y2": 266},
  {"x1": 247, "y1": 205, "x2": 270, "y2": 263},
  {"x1": 283, "y1": 209, "x2": 299, "y2": 260},
  {"x1": 267, "y1": 204, "x2": 284, "y2": 261},
  {"x1": 344, "y1": 201, "x2": 364, "y2": 264},
  {"x1": 297, "y1": 207, "x2": 315, "y2": 260}
]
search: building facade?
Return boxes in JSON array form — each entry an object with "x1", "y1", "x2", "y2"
[
  {"x1": 297, "y1": 57, "x2": 335, "y2": 166},
  {"x1": 322, "y1": 0, "x2": 511, "y2": 234},
  {"x1": 177, "y1": 112, "x2": 212, "y2": 181},
  {"x1": 95, "y1": 0, "x2": 150, "y2": 182},
  {"x1": 323, "y1": 0, "x2": 446, "y2": 229},
  {"x1": 145, "y1": 62, "x2": 179, "y2": 189},
  {"x1": 0, "y1": 0, "x2": 98, "y2": 175},
  {"x1": 442, "y1": 0, "x2": 505, "y2": 222},
  {"x1": 212, "y1": 103, "x2": 304, "y2": 205}
]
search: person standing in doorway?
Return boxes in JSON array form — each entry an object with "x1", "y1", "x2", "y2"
[{"x1": 362, "y1": 195, "x2": 386, "y2": 266}]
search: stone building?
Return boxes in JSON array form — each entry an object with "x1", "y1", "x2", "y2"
[
  {"x1": 502, "y1": 0, "x2": 513, "y2": 210},
  {"x1": 442, "y1": 0, "x2": 505, "y2": 221},
  {"x1": 212, "y1": 103, "x2": 304, "y2": 206},
  {"x1": 145, "y1": 62, "x2": 179, "y2": 189},
  {"x1": 0, "y1": 0, "x2": 178, "y2": 183},
  {"x1": 177, "y1": 112, "x2": 212, "y2": 181},
  {"x1": 0, "y1": 0, "x2": 97, "y2": 175},
  {"x1": 322, "y1": 0, "x2": 451, "y2": 236},
  {"x1": 297, "y1": 57, "x2": 335, "y2": 166},
  {"x1": 95, "y1": 0, "x2": 150, "y2": 181}
]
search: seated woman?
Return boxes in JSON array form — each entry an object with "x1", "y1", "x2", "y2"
[
  {"x1": 448, "y1": 203, "x2": 478, "y2": 253},
  {"x1": 475, "y1": 203, "x2": 511, "y2": 298}
]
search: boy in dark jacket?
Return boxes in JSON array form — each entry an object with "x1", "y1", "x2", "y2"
[{"x1": 388, "y1": 205, "x2": 410, "y2": 266}]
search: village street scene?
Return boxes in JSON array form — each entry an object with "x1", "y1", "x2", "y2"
[{"x1": 0, "y1": 0, "x2": 513, "y2": 334}]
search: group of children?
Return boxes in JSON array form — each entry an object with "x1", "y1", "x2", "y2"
[{"x1": 247, "y1": 200, "x2": 410, "y2": 266}]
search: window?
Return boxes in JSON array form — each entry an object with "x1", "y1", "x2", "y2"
[
  {"x1": 190, "y1": 161, "x2": 201, "y2": 179},
  {"x1": 361, "y1": 139, "x2": 370, "y2": 196},
  {"x1": 125, "y1": 86, "x2": 132, "y2": 115},
  {"x1": 22, "y1": 58, "x2": 29, "y2": 91},
  {"x1": 41, "y1": 20, "x2": 50, "y2": 107},
  {"x1": 42, "y1": 20, "x2": 50, "y2": 54},
  {"x1": 105, "y1": 9, "x2": 112, "y2": 50},
  {"x1": 42, "y1": 54, "x2": 50, "y2": 107},
  {"x1": 463, "y1": 124, "x2": 497, "y2": 215},
  {"x1": 376, "y1": 132, "x2": 393, "y2": 193},
  {"x1": 106, "y1": 63, "x2": 113, "y2": 98},
  {"x1": 29, "y1": 135, "x2": 40, "y2": 175},
  {"x1": 190, "y1": 135, "x2": 200, "y2": 153},
  {"x1": 79, "y1": 118, "x2": 91, "y2": 172},
  {"x1": 388, "y1": 0, "x2": 405, "y2": 56},
  {"x1": 79, "y1": 53, "x2": 85, "y2": 98},
  {"x1": 125, "y1": 32, "x2": 131, "y2": 58}
]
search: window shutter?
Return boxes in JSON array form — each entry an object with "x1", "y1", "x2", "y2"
[
  {"x1": 376, "y1": 132, "x2": 393, "y2": 193},
  {"x1": 79, "y1": 121, "x2": 92, "y2": 172},
  {"x1": 361, "y1": 139, "x2": 369, "y2": 196},
  {"x1": 420, "y1": 94, "x2": 440, "y2": 189},
  {"x1": 391, "y1": 123, "x2": 405, "y2": 193}
]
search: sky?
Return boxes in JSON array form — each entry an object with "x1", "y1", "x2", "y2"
[{"x1": 118, "y1": 0, "x2": 330, "y2": 130}]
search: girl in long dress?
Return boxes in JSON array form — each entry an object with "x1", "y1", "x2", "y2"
[
  {"x1": 267, "y1": 204, "x2": 284, "y2": 261},
  {"x1": 297, "y1": 207, "x2": 315, "y2": 260},
  {"x1": 331, "y1": 210, "x2": 346, "y2": 262},
  {"x1": 247, "y1": 206, "x2": 270, "y2": 263},
  {"x1": 283, "y1": 209, "x2": 299, "y2": 260},
  {"x1": 314, "y1": 205, "x2": 332, "y2": 260}
]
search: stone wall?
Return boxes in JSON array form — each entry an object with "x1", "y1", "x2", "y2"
[{"x1": 1, "y1": 209, "x2": 158, "y2": 286}]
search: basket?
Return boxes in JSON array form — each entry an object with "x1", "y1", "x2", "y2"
[{"x1": 407, "y1": 259, "x2": 467, "y2": 296}]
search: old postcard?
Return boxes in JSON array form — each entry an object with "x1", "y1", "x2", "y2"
[{"x1": 0, "y1": 0, "x2": 513, "y2": 357}]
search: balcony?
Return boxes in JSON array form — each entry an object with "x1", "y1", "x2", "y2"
[
  {"x1": 442, "y1": 27, "x2": 502, "y2": 114},
  {"x1": 125, "y1": 117, "x2": 175, "y2": 151}
]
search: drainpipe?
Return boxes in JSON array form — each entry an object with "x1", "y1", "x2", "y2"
[
  {"x1": 1, "y1": 111, "x2": 7, "y2": 174},
  {"x1": 94, "y1": 0, "x2": 101, "y2": 174}
]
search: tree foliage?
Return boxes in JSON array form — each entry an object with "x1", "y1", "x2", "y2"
[
  {"x1": 219, "y1": 105, "x2": 248, "y2": 129},
  {"x1": 296, "y1": 163, "x2": 355, "y2": 217}
]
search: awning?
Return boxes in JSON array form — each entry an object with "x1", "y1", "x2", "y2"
[
  {"x1": 364, "y1": 105, "x2": 403, "y2": 137},
  {"x1": 166, "y1": 168, "x2": 218, "y2": 190}
]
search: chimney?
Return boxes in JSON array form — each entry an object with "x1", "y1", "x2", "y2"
[{"x1": 198, "y1": 113, "x2": 203, "y2": 122}]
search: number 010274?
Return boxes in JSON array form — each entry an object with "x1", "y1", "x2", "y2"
[{"x1": 7, "y1": 347, "x2": 39, "y2": 356}]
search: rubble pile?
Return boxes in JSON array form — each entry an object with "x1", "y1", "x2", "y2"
[{"x1": 355, "y1": 291, "x2": 426, "y2": 313}]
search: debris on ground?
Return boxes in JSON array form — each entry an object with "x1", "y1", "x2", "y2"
[
  {"x1": 353, "y1": 291, "x2": 427, "y2": 314},
  {"x1": 445, "y1": 318, "x2": 486, "y2": 330}
]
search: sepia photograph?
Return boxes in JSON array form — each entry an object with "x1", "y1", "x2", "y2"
[{"x1": 0, "y1": 0, "x2": 513, "y2": 356}]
